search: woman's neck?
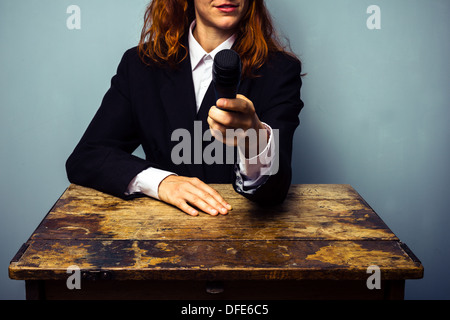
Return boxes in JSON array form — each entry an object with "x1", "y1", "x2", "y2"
[{"x1": 192, "y1": 23, "x2": 235, "y2": 53}]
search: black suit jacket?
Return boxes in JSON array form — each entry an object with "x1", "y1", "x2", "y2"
[{"x1": 66, "y1": 44, "x2": 303, "y2": 205}]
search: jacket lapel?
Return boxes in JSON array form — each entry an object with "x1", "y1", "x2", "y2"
[
  {"x1": 157, "y1": 41, "x2": 208, "y2": 179},
  {"x1": 196, "y1": 82, "x2": 215, "y2": 121},
  {"x1": 159, "y1": 56, "x2": 197, "y2": 133}
]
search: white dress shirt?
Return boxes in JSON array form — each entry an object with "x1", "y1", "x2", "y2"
[{"x1": 126, "y1": 21, "x2": 276, "y2": 199}]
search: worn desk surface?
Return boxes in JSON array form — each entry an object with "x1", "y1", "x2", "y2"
[{"x1": 9, "y1": 184, "x2": 423, "y2": 299}]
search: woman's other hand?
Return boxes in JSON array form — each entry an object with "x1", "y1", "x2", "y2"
[{"x1": 158, "y1": 175, "x2": 232, "y2": 216}]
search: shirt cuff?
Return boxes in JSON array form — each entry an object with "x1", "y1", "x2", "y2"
[
  {"x1": 126, "y1": 167, "x2": 176, "y2": 200},
  {"x1": 237, "y1": 122, "x2": 275, "y2": 189}
]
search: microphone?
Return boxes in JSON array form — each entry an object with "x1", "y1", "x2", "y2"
[{"x1": 212, "y1": 49, "x2": 241, "y2": 106}]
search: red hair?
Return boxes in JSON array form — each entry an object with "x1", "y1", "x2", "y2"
[{"x1": 138, "y1": 0, "x2": 292, "y2": 77}]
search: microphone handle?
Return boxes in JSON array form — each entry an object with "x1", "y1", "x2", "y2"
[
  {"x1": 214, "y1": 84, "x2": 238, "y2": 100},
  {"x1": 213, "y1": 81, "x2": 240, "y2": 111}
]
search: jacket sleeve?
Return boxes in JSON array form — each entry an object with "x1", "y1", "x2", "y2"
[
  {"x1": 233, "y1": 54, "x2": 304, "y2": 205},
  {"x1": 66, "y1": 49, "x2": 153, "y2": 199}
]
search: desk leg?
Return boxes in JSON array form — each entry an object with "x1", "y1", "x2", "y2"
[
  {"x1": 25, "y1": 281, "x2": 46, "y2": 300},
  {"x1": 385, "y1": 280, "x2": 405, "y2": 300}
]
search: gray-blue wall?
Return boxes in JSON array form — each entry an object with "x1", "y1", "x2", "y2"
[{"x1": 1, "y1": 0, "x2": 449, "y2": 299}]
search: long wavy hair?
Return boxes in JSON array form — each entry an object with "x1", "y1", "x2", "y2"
[{"x1": 138, "y1": 0, "x2": 292, "y2": 77}]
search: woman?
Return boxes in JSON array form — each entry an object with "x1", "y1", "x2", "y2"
[{"x1": 66, "y1": 0, "x2": 303, "y2": 216}]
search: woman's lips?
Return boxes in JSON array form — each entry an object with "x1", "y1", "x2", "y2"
[{"x1": 216, "y1": 4, "x2": 238, "y2": 13}]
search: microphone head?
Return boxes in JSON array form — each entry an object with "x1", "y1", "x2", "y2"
[{"x1": 213, "y1": 49, "x2": 241, "y2": 96}]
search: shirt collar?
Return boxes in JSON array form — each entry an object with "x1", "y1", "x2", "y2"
[{"x1": 188, "y1": 20, "x2": 237, "y2": 71}]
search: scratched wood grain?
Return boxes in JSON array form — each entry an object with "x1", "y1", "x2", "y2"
[
  {"x1": 10, "y1": 239, "x2": 422, "y2": 281},
  {"x1": 30, "y1": 184, "x2": 395, "y2": 241},
  {"x1": 9, "y1": 184, "x2": 423, "y2": 281}
]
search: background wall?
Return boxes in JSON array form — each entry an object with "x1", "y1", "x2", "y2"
[{"x1": 1, "y1": 0, "x2": 448, "y2": 299}]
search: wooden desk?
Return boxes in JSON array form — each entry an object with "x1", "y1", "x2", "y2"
[{"x1": 9, "y1": 184, "x2": 423, "y2": 300}]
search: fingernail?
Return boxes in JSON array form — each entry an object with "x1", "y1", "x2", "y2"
[
  {"x1": 221, "y1": 207, "x2": 228, "y2": 214},
  {"x1": 211, "y1": 209, "x2": 218, "y2": 215}
]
